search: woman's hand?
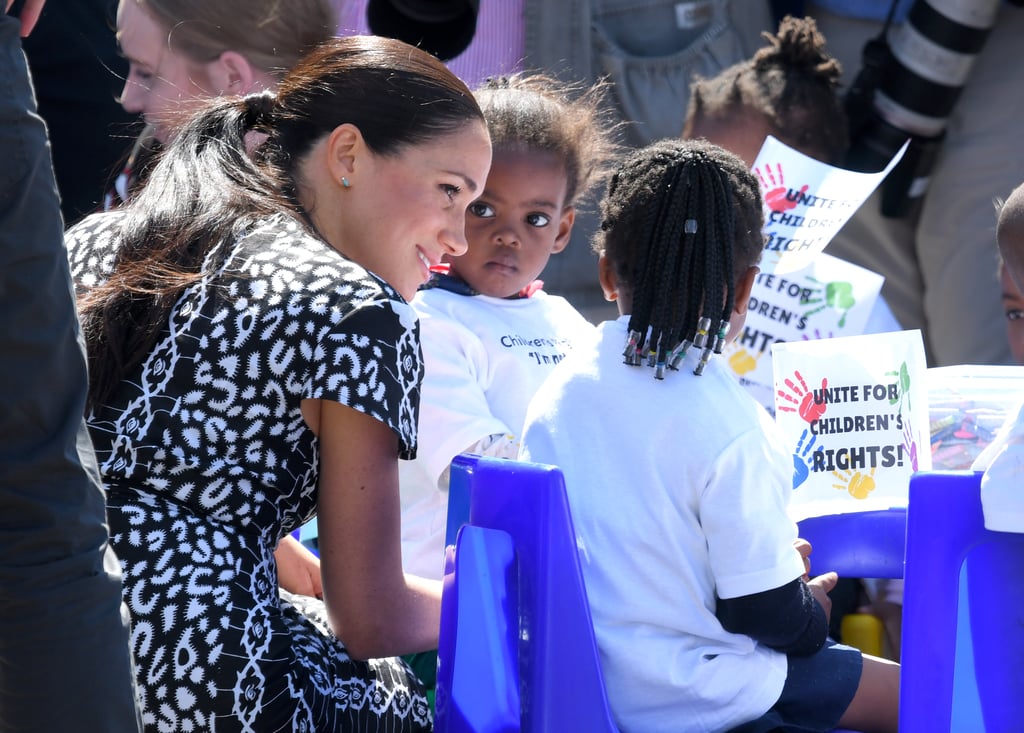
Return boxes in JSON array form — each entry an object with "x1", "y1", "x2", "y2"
[
  {"x1": 6, "y1": 0, "x2": 45, "y2": 36},
  {"x1": 275, "y1": 533, "x2": 323, "y2": 599}
]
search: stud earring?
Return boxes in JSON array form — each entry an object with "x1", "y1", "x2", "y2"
[{"x1": 341, "y1": 177, "x2": 351, "y2": 188}]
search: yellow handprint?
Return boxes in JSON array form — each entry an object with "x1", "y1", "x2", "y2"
[
  {"x1": 831, "y1": 466, "x2": 877, "y2": 499},
  {"x1": 727, "y1": 346, "x2": 760, "y2": 376}
]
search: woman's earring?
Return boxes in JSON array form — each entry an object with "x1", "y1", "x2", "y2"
[{"x1": 341, "y1": 177, "x2": 351, "y2": 188}]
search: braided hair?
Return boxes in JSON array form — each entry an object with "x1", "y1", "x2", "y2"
[
  {"x1": 594, "y1": 138, "x2": 763, "y2": 377},
  {"x1": 682, "y1": 15, "x2": 847, "y2": 164}
]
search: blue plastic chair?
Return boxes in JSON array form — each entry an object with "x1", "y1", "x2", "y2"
[
  {"x1": 900, "y1": 470, "x2": 1024, "y2": 733},
  {"x1": 435, "y1": 454, "x2": 620, "y2": 733}
]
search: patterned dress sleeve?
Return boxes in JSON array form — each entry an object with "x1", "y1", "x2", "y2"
[
  {"x1": 306, "y1": 294, "x2": 423, "y2": 459},
  {"x1": 64, "y1": 211, "x2": 124, "y2": 290}
]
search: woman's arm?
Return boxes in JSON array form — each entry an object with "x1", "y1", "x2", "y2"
[{"x1": 314, "y1": 397, "x2": 442, "y2": 659}]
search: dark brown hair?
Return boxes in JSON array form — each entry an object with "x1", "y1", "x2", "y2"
[
  {"x1": 682, "y1": 15, "x2": 848, "y2": 164},
  {"x1": 473, "y1": 74, "x2": 621, "y2": 208}
]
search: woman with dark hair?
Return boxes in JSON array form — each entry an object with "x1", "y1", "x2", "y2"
[{"x1": 67, "y1": 34, "x2": 491, "y2": 731}]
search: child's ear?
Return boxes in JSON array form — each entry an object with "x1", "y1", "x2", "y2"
[
  {"x1": 550, "y1": 206, "x2": 576, "y2": 254},
  {"x1": 598, "y1": 253, "x2": 617, "y2": 300},
  {"x1": 733, "y1": 265, "x2": 759, "y2": 315}
]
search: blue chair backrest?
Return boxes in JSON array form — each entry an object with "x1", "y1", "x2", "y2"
[
  {"x1": 900, "y1": 470, "x2": 1024, "y2": 733},
  {"x1": 436, "y1": 523, "x2": 521, "y2": 733},
  {"x1": 436, "y1": 454, "x2": 620, "y2": 733},
  {"x1": 796, "y1": 508, "x2": 906, "y2": 579}
]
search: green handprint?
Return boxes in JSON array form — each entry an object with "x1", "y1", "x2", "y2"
[
  {"x1": 885, "y1": 361, "x2": 912, "y2": 412},
  {"x1": 801, "y1": 279, "x2": 856, "y2": 327}
]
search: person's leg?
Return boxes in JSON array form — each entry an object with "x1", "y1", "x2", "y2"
[
  {"x1": 0, "y1": 12, "x2": 141, "y2": 731},
  {"x1": 836, "y1": 653, "x2": 900, "y2": 733}
]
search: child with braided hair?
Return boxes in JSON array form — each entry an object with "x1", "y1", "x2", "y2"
[{"x1": 520, "y1": 138, "x2": 899, "y2": 733}]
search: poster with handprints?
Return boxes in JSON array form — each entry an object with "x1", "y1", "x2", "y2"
[
  {"x1": 771, "y1": 330, "x2": 930, "y2": 521},
  {"x1": 753, "y1": 135, "x2": 908, "y2": 274},
  {"x1": 725, "y1": 252, "x2": 887, "y2": 412}
]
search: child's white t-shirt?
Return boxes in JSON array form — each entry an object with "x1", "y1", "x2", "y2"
[
  {"x1": 971, "y1": 397, "x2": 1024, "y2": 533},
  {"x1": 521, "y1": 316, "x2": 806, "y2": 733},
  {"x1": 400, "y1": 287, "x2": 595, "y2": 578}
]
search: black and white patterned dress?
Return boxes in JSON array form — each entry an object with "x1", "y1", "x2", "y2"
[{"x1": 66, "y1": 212, "x2": 431, "y2": 732}]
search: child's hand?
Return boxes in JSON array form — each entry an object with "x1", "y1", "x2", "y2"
[
  {"x1": 793, "y1": 538, "x2": 812, "y2": 580},
  {"x1": 807, "y1": 571, "x2": 838, "y2": 623}
]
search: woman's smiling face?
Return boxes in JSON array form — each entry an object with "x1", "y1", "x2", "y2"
[{"x1": 325, "y1": 121, "x2": 494, "y2": 302}]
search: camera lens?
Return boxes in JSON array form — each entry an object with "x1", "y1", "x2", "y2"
[
  {"x1": 876, "y1": 0, "x2": 998, "y2": 138},
  {"x1": 845, "y1": 0, "x2": 1000, "y2": 217}
]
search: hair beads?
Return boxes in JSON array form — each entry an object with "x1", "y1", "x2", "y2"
[{"x1": 597, "y1": 139, "x2": 765, "y2": 382}]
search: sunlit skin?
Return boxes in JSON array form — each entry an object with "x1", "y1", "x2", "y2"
[
  {"x1": 304, "y1": 121, "x2": 494, "y2": 303},
  {"x1": 1000, "y1": 262, "x2": 1024, "y2": 365},
  {"x1": 686, "y1": 115, "x2": 771, "y2": 168},
  {"x1": 685, "y1": 113, "x2": 832, "y2": 168},
  {"x1": 447, "y1": 148, "x2": 575, "y2": 298},
  {"x1": 7, "y1": 0, "x2": 45, "y2": 35},
  {"x1": 116, "y1": 0, "x2": 274, "y2": 143}
]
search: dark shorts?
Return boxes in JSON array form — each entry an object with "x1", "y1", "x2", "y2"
[{"x1": 726, "y1": 640, "x2": 863, "y2": 733}]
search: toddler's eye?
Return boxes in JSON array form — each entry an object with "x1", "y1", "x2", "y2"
[
  {"x1": 1006, "y1": 308, "x2": 1024, "y2": 321},
  {"x1": 526, "y1": 213, "x2": 551, "y2": 227},
  {"x1": 469, "y1": 202, "x2": 495, "y2": 218}
]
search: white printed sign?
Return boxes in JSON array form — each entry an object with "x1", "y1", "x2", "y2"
[
  {"x1": 753, "y1": 135, "x2": 908, "y2": 274},
  {"x1": 772, "y1": 330, "x2": 930, "y2": 521},
  {"x1": 725, "y1": 253, "x2": 886, "y2": 412}
]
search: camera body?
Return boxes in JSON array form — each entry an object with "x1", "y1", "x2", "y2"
[{"x1": 844, "y1": 0, "x2": 1001, "y2": 217}]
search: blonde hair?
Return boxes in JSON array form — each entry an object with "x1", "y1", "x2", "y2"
[{"x1": 137, "y1": 0, "x2": 337, "y2": 77}]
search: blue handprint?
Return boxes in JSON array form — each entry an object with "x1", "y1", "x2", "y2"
[{"x1": 792, "y1": 429, "x2": 821, "y2": 489}]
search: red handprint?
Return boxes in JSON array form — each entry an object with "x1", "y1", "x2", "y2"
[
  {"x1": 755, "y1": 163, "x2": 808, "y2": 213},
  {"x1": 777, "y1": 371, "x2": 828, "y2": 423}
]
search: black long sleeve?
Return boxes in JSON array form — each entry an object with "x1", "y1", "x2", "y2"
[{"x1": 716, "y1": 578, "x2": 829, "y2": 657}]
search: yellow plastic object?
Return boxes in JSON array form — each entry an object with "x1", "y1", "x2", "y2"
[{"x1": 841, "y1": 613, "x2": 884, "y2": 658}]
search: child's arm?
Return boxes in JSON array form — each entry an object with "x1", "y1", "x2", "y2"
[
  {"x1": 414, "y1": 303, "x2": 514, "y2": 484},
  {"x1": 716, "y1": 571, "x2": 837, "y2": 656}
]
